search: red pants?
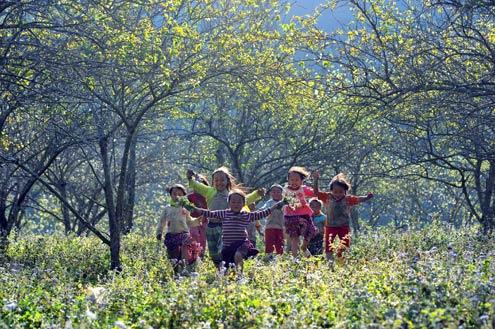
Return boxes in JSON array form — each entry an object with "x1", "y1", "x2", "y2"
[
  {"x1": 264, "y1": 228, "x2": 284, "y2": 254},
  {"x1": 324, "y1": 226, "x2": 351, "y2": 257},
  {"x1": 189, "y1": 225, "x2": 206, "y2": 256}
]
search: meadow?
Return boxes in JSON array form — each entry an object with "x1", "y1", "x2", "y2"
[{"x1": 1, "y1": 222, "x2": 494, "y2": 328}]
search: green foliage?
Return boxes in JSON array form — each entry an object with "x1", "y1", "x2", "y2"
[{"x1": 1, "y1": 224, "x2": 494, "y2": 328}]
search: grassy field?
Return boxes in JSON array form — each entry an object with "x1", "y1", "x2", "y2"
[{"x1": 1, "y1": 222, "x2": 494, "y2": 328}]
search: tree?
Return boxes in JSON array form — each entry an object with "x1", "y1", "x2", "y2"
[{"x1": 307, "y1": 0, "x2": 495, "y2": 231}]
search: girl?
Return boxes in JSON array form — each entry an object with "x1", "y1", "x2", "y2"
[
  {"x1": 192, "y1": 190, "x2": 282, "y2": 273},
  {"x1": 186, "y1": 167, "x2": 264, "y2": 267},
  {"x1": 283, "y1": 166, "x2": 318, "y2": 257},
  {"x1": 308, "y1": 198, "x2": 326, "y2": 256},
  {"x1": 156, "y1": 184, "x2": 202, "y2": 268},
  {"x1": 259, "y1": 184, "x2": 285, "y2": 255},
  {"x1": 187, "y1": 174, "x2": 209, "y2": 257},
  {"x1": 313, "y1": 172, "x2": 373, "y2": 262}
]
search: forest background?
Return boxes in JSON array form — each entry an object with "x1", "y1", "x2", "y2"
[{"x1": 1, "y1": 0, "x2": 494, "y2": 327}]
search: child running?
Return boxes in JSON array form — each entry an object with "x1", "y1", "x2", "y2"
[
  {"x1": 186, "y1": 167, "x2": 264, "y2": 267},
  {"x1": 283, "y1": 166, "x2": 318, "y2": 258},
  {"x1": 308, "y1": 198, "x2": 326, "y2": 256},
  {"x1": 187, "y1": 174, "x2": 209, "y2": 258},
  {"x1": 156, "y1": 184, "x2": 202, "y2": 271},
  {"x1": 259, "y1": 184, "x2": 285, "y2": 255},
  {"x1": 313, "y1": 172, "x2": 373, "y2": 263},
  {"x1": 191, "y1": 190, "x2": 282, "y2": 273}
]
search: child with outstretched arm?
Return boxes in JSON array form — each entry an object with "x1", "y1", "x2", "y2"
[
  {"x1": 282, "y1": 166, "x2": 318, "y2": 258},
  {"x1": 313, "y1": 172, "x2": 373, "y2": 263},
  {"x1": 186, "y1": 189, "x2": 283, "y2": 274},
  {"x1": 186, "y1": 167, "x2": 264, "y2": 268}
]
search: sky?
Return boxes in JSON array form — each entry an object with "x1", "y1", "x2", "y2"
[{"x1": 290, "y1": 0, "x2": 353, "y2": 32}]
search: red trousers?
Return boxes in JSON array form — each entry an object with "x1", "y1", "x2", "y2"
[
  {"x1": 264, "y1": 228, "x2": 284, "y2": 254},
  {"x1": 324, "y1": 226, "x2": 351, "y2": 257}
]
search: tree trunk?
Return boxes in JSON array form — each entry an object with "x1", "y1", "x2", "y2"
[
  {"x1": 0, "y1": 208, "x2": 8, "y2": 259},
  {"x1": 121, "y1": 131, "x2": 137, "y2": 234},
  {"x1": 477, "y1": 160, "x2": 495, "y2": 235},
  {"x1": 58, "y1": 179, "x2": 72, "y2": 234},
  {"x1": 99, "y1": 137, "x2": 121, "y2": 271},
  {"x1": 7, "y1": 147, "x2": 63, "y2": 235}
]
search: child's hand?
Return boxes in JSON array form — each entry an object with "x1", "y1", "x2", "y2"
[
  {"x1": 183, "y1": 203, "x2": 196, "y2": 212},
  {"x1": 273, "y1": 200, "x2": 287, "y2": 210},
  {"x1": 367, "y1": 192, "x2": 374, "y2": 200},
  {"x1": 257, "y1": 188, "x2": 266, "y2": 197},
  {"x1": 156, "y1": 234, "x2": 162, "y2": 241},
  {"x1": 186, "y1": 169, "x2": 195, "y2": 180}
]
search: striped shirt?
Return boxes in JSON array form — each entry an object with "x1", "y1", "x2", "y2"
[{"x1": 199, "y1": 209, "x2": 271, "y2": 247}]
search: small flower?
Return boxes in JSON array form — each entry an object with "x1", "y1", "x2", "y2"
[
  {"x1": 85, "y1": 310, "x2": 97, "y2": 321},
  {"x1": 479, "y1": 314, "x2": 489, "y2": 323},
  {"x1": 3, "y1": 301, "x2": 17, "y2": 311},
  {"x1": 114, "y1": 321, "x2": 127, "y2": 329},
  {"x1": 86, "y1": 286, "x2": 107, "y2": 305}
]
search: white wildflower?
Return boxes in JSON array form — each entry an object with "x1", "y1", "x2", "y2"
[
  {"x1": 3, "y1": 301, "x2": 17, "y2": 311},
  {"x1": 86, "y1": 286, "x2": 107, "y2": 306},
  {"x1": 114, "y1": 320, "x2": 127, "y2": 329},
  {"x1": 85, "y1": 309, "x2": 97, "y2": 321}
]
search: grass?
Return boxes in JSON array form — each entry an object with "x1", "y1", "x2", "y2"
[{"x1": 0, "y1": 222, "x2": 494, "y2": 328}]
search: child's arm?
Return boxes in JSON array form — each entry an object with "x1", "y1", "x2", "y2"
[
  {"x1": 311, "y1": 171, "x2": 331, "y2": 203},
  {"x1": 247, "y1": 208, "x2": 272, "y2": 222},
  {"x1": 347, "y1": 193, "x2": 374, "y2": 206},
  {"x1": 246, "y1": 188, "x2": 266, "y2": 205},
  {"x1": 358, "y1": 192, "x2": 374, "y2": 203},
  {"x1": 187, "y1": 169, "x2": 215, "y2": 199},
  {"x1": 248, "y1": 200, "x2": 285, "y2": 221},
  {"x1": 195, "y1": 208, "x2": 227, "y2": 221},
  {"x1": 258, "y1": 198, "x2": 276, "y2": 211},
  {"x1": 312, "y1": 171, "x2": 320, "y2": 194},
  {"x1": 156, "y1": 210, "x2": 168, "y2": 240},
  {"x1": 185, "y1": 210, "x2": 201, "y2": 227}
]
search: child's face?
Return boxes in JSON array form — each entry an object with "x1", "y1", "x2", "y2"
[
  {"x1": 229, "y1": 194, "x2": 245, "y2": 212},
  {"x1": 170, "y1": 188, "x2": 185, "y2": 201},
  {"x1": 270, "y1": 187, "x2": 283, "y2": 201},
  {"x1": 330, "y1": 185, "x2": 346, "y2": 200},
  {"x1": 288, "y1": 172, "x2": 303, "y2": 189},
  {"x1": 310, "y1": 200, "x2": 321, "y2": 213},
  {"x1": 213, "y1": 172, "x2": 228, "y2": 191}
]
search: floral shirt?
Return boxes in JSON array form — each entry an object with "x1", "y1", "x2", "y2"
[{"x1": 283, "y1": 185, "x2": 315, "y2": 217}]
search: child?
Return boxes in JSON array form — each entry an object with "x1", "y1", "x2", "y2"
[
  {"x1": 308, "y1": 198, "x2": 326, "y2": 256},
  {"x1": 187, "y1": 174, "x2": 209, "y2": 257},
  {"x1": 186, "y1": 167, "x2": 264, "y2": 267},
  {"x1": 313, "y1": 172, "x2": 373, "y2": 262},
  {"x1": 156, "y1": 184, "x2": 202, "y2": 268},
  {"x1": 259, "y1": 184, "x2": 285, "y2": 255},
  {"x1": 192, "y1": 190, "x2": 282, "y2": 273},
  {"x1": 283, "y1": 166, "x2": 318, "y2": 257}
]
